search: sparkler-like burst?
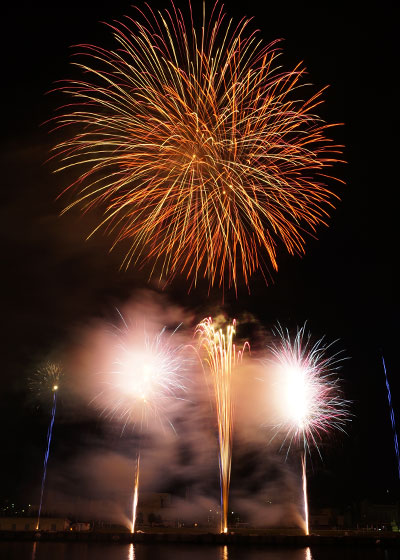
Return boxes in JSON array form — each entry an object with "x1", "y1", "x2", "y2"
[
  {"x1": 196, "y1": 317, "x2": 248, "y2": 533},
  {"x1": 30, "y1": 362, "x2": 63, "y2": 530},
  {"x1": 93, "y1": 313, "x2": 187, "y2": 532},
  {"x1": 95, "y1": 318, "x2": 187, "y2": 431},
  {"x1": 268, "y1": 323, "x2": 350, "y2": 535},
  {"x1": 29, "y1": 362, "x2": 62, "y2": 398},
  {"x1": 51, "y1": 1, "x2": 343, "y2": 290},
  {"x1": 270, "y1": 324, "x2": 349, "y2": 454}
]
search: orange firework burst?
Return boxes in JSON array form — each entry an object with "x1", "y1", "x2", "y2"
[{"x1": 51, "y1": 1, "x2": 343, "y2": 290}]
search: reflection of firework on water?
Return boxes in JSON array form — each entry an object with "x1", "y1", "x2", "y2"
[
  {"x1": 128, "y1": 543, "x2": 136, "y2": 560},
  {"x1": 29, "y1": 362, "x2": 63, "y2": 398},
  {"x1": 93, "y1": 312, "x2": 187, "y2": 532},
  {"x1": 196, "y1": 317, "x2": 249, "y2": 533},
  {"x1": 31, "y1": 363, "x2": 62, "y2": 530},
  {"x1": 52, "y1": 1, "x2": 343, "y2": 290},
  {"x1": 268, "y1": 323, "x2": 350, "y2": 535}
]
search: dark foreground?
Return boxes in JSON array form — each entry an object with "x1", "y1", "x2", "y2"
[{"x1": 1, "y1": 530, "x2": 399, "y2": 547}]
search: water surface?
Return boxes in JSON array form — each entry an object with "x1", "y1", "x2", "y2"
[{"x1": 0, "y1": 542, "x2": 397, "y2": 560}]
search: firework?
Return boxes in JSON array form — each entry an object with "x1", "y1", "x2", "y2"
[
  {"x1": 51, "y1": 1, "x2": 343, "y2": 290},
  {"x1": 30, "y1": 363, "x2": 63, "y2": 530},
  {"x1": 382, "y1": 356, "x2": 400, "y2": 479},
  {"x1": 94, "y1": 316, "x2": 187, "y2": 431},
  {"x1": 131, "y1": 453, "x2": 140, "y2": 533},
  {"x1": 29, "y1": 362, "x2": 62, "y2": 398},
  {"x1": 93, "y1": 313, "x2": 187, "y2": 532},
  {"x1": 269, "y1": 324, "x2": 350, "y2": 534},
  {"x1": 196, "y1": 317, "x2": 248, "y2": 533}
]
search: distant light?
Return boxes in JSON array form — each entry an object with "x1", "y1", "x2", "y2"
[{"x1": 53, "y1": 385, "x2": 58, "y2": 391}]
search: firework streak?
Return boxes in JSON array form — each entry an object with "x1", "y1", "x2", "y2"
[
  {"x1": 196, "y1": 317, "x2": 248, "y2": 533},
  {"x1": 36, "y1": 389, "x2": 58, "y2": 530},
  {"x1": 269, "y1": 324, "x2": 350, "y2": 534},
  {"x1": 382, "y1": 355, "x2": 400, "y2": 479},
  {"x1": 131, "y1": 453, "x2": 140, "y2": 533},
  {"x1": 51, "y1": 1, "x2": 344, "y2": 290}
]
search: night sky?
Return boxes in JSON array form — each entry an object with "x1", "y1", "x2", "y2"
[{"x1": 1, "y1": 0, "x2": 398, "y2": 519}]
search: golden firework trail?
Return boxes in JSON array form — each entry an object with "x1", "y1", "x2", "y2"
[
  {"x1": 131, "y1": 453, "x2": 140, "y2": 534},
  {"x1": 51, "y1": 1, "x2": 344, "y2": 290},
  {"x1": 196, "y1": 317, "x2": 248, "y2": 533}
]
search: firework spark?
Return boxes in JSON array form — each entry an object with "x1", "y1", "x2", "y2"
[
  {"x1": 269, "y1": 324, "x2": 350, "y2": 534},
  {"x1": 196, "y1": 317, "x2": 248, "y2": 533},
  {"x1": 51, "y1": 1, "x2": 343, "y2": 290},
  {"x1": 30, "y1": 363, "x2": 63, "y2": 530},
  {"x1": 382, "y1": 355, "x2": 400, "y2": 479},
  {"x1": 94, "y1": 316, "x2": 187, "y2": 431},
  {"x1": 30, "y1": 362, "x2": 62, "y2": 399},
  {"x1": 131, "y1": 453, "x2": 140, "y2": 534},
  {"x1": 93, "y1": 313, "x2": 187, "y2": 531}
]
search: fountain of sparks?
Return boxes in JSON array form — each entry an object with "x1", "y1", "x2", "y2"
[{"x1": 196, "y1": 317, "x2": 248, "y2": 533}]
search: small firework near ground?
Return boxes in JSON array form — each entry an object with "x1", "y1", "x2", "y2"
[
  {"x1": 29, "y1": 362, "x2": 63, "y2": 530},
  {"x1": 29, "y1": 362, "x2": 63, "y2": 399}
]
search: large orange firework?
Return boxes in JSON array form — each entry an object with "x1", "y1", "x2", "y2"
[{"x1": 52, "y1": 1, "x2": 343, "y2": 290}]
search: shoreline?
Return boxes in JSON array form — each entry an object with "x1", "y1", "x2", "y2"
[{"x1": 1, "y1": 530, "x2": 400, "y2": 547}]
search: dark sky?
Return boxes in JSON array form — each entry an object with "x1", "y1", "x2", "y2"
[{"x1": 1, "y1": 0, "x2": 398, "y2": 517}]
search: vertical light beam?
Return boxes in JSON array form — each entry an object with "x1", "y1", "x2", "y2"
[
  {"x1": 36, "y1": 387, "x2": 58, "y2": 530},
  {"x1": 131, "y1": 453, "x2": 140, "y2": 533},
  {"x1": 382, "y1": 355, "x2": 400, "y2": 479}
]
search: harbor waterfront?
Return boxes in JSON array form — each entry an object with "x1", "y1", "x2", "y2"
[{"x1": 1, "y1": 529, "x2": 400, "y2": 547}]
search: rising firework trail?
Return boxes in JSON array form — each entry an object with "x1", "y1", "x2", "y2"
[
  {"x1": 131, "y1": 452, "x2": 140, "y2": 533},
  {"x1": 196, "y1": 317, "x2": 248, "y2": 533},
  {"x1": 269, "y1": 324, "x2": 350, "y2": 534},
  {"x1": 92, "y1": 312, "x2": 187, "y2": 532},
  {"x1": 382, "y1": 355, "x2": 400, "y2": 479},
  {"x1": 51, "y1": 1, "x2": 344, "y2": 291},
  {"x1": 30, "y1": 363, "x2": 63, "y2": 530}
]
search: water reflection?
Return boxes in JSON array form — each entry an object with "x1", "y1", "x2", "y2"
[
  {"x1": 0, "y1": 541, "x2": 397, "y2": 560},
  {"x1": 305, "y1": 547, "x2": 313, "y2": 560},
  {"x1": 128, "y1": 543, "x2": 135, "y2": 560},
  {"x1": 217, "y1": 544, "x2": 312, "y2": 560}
]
